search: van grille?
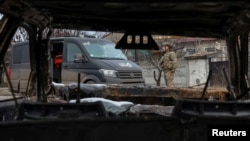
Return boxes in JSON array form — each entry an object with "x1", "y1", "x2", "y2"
[{"x1": 118, "y1": 71, "x2": 143, "y2": 79}]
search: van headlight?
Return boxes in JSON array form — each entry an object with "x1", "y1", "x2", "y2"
[{"x1": 99, "y1": 69, "x2": 118, "y2": 77}]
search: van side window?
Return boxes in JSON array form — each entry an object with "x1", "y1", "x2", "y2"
[
  {"x1": 66, "y1": 42, "x2": 82, "y2": 62},
  {"x1": 13, "y1": 44, "x2": 30, "y2": 64}
]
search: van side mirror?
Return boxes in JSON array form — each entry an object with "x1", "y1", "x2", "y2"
[{"x1": 74, "y1": 53, "x2": 87, "y2": 63}]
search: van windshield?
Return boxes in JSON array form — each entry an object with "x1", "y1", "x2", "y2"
[{"x1": 82, "y1": 40, "x2": 127, "y2": 60}]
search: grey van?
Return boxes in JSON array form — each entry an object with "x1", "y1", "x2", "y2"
[{"x1": 9, "y1": 37, "x2": 145, "y2": 93}]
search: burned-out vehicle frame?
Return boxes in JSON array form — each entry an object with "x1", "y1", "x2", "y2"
[{"x1": 0, "y1": 0, "x2": 250, "y2": 141}]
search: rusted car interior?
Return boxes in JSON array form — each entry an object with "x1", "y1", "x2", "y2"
[{"x1": 0, "y1": 0, "x2": 250, "y2": 141}]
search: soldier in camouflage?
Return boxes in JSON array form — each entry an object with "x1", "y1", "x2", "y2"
[{"x1": 159, "y1": 43, "x2": 177, "y2": 88}]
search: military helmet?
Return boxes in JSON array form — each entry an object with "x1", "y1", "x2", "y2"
[
  {"x1": 162, "y1": 42, "x2": 174, "y2": 49},
  {"x1": 162, "y1": 42, "x2": 168, "y2": 46}
]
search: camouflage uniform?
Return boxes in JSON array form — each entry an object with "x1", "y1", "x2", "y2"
[{"x1": 159, "y1": 50, "x2": 177, "y2": 87}]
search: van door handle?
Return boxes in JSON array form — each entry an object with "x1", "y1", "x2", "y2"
[{"x1": 63, "y1": 66, "x2": 68, "y2": 69}]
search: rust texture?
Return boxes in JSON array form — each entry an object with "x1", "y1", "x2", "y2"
[{"x1": 102, "y1": 85, "x2": 228, "y2": 105}]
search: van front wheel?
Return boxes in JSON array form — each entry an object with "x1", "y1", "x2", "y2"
[{"x1": 86, "y1": 80, "x2": 96, "y2": 84}]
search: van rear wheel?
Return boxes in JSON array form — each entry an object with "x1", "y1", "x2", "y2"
[{"x1": 86, "y1": 80, "x2": 96, "y2": 84}]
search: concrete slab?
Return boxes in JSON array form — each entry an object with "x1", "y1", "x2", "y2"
[
  {"x1": 0, "y1": 87, "x2": 11, "y2": 95},
  {"x1": 0, "y1": 87, "x2": 22, "y2": 101}
]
